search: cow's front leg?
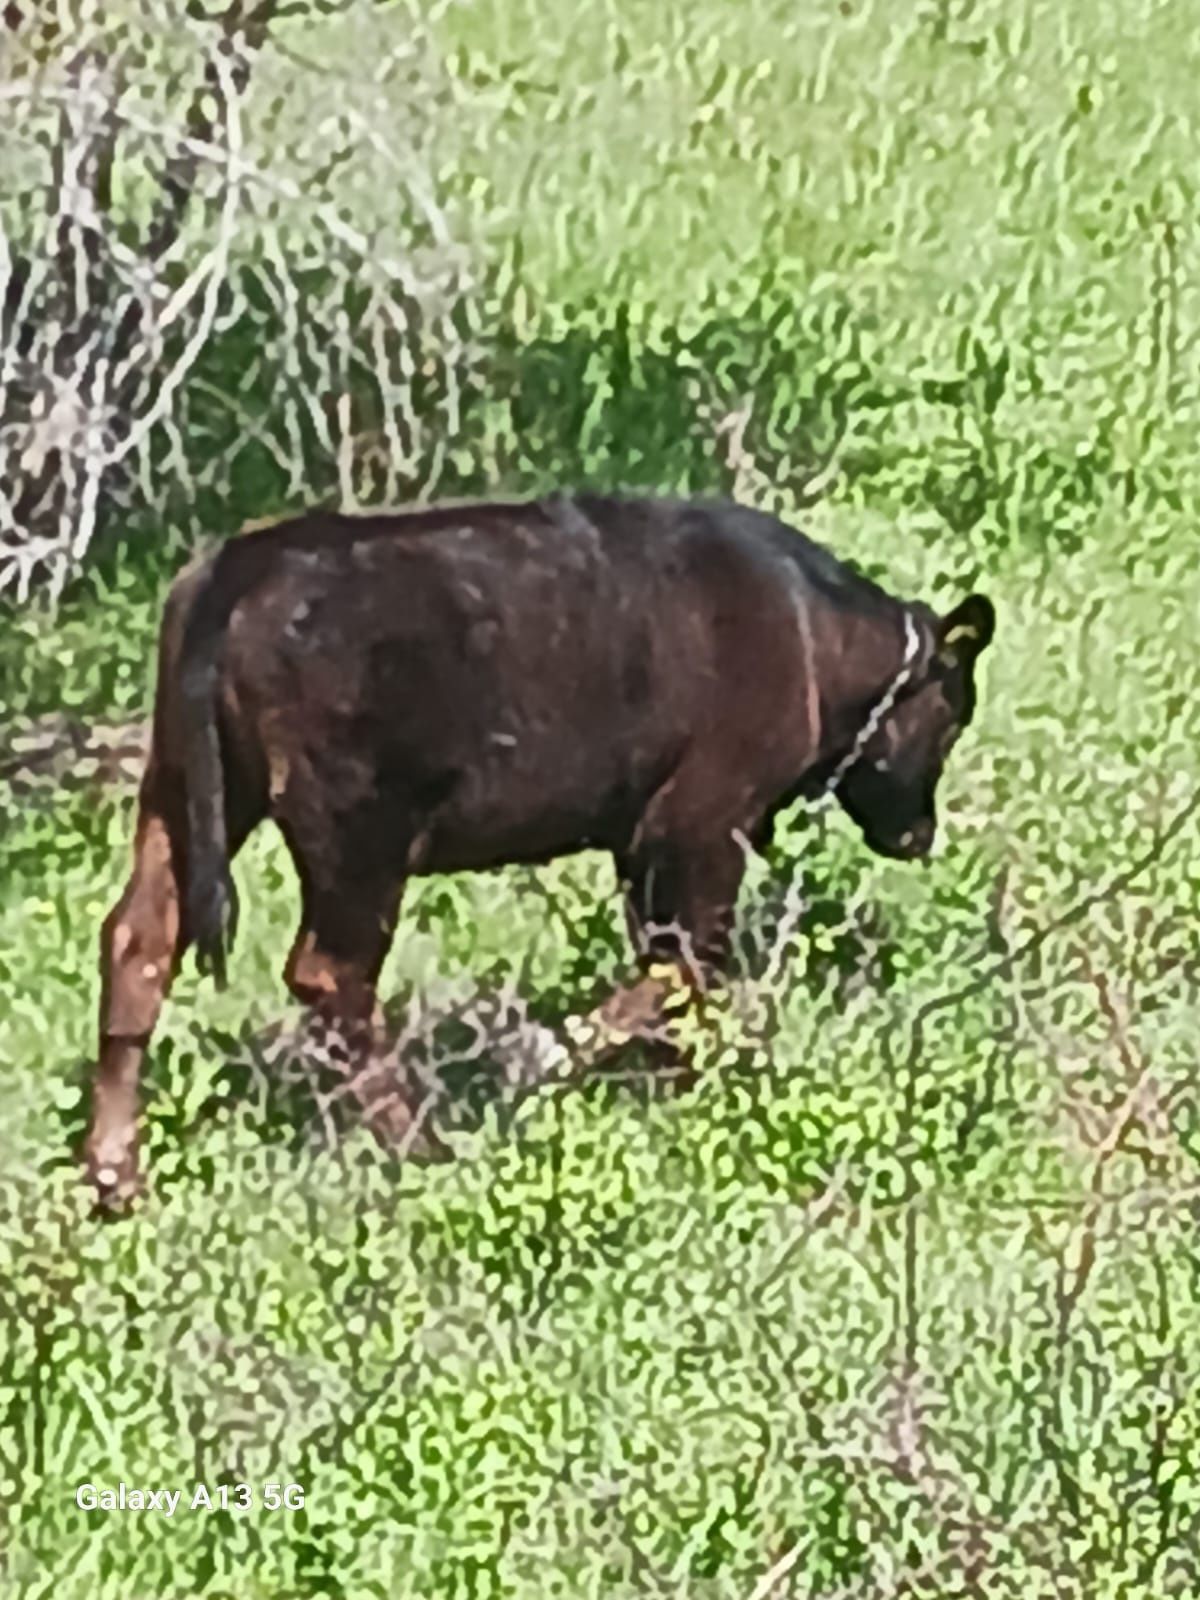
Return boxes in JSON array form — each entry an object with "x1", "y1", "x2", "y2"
[{"x1": 568, "y1": 826, "x2": 748, "y2": 1071}]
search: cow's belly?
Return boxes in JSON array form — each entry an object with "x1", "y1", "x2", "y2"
[{"x1": 415, "y1": 740, "x2": 661, "y2": 873}]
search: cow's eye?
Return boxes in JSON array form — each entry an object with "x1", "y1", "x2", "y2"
[{"x1": 873, "y1": 757, "x2": 890, "y2": 773}]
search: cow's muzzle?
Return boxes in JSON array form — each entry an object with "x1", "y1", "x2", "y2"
[{"x1": 872, "y1": 817, "x2": 935, "y2": 860}]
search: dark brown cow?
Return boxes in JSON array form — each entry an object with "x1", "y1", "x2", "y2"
[{"x1": 85, "y1": 494, "x2": 994, "y2": 1207}]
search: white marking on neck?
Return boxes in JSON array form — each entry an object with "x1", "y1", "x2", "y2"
[
  {"x1": 822, "y1": 609, "x2": 923, "y2": 798},
  {"x1": 792, "y1": 589, "x2": 821, "y2": 755}
]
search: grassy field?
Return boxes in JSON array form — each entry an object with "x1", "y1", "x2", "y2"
[{"x1": 3, "y1": 1, "x2": 1200, "y2": 1595}]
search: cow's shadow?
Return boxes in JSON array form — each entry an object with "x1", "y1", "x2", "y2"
[
  {"x1": 56, "y1": 985, "x2": 683, "y2": 1186},
  {"x1": 56, "y1": 850, "x2": 899, "y2": 1185}
]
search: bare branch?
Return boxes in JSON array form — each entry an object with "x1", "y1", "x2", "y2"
[
  {"x1": 0, "y1": 0, "x2": 477, "y2": 595},
  {"x1": 794, "y1": 401, "x2": 850, "y2": 508},
  {"x1": 1055, "y1": 967, "x2": 1155, "y2": 1341},
  {"x1": 745, "y1": 1538, "x2": 809, "y2": 1600},
  {"x1": 140, "y1": 0, "x2": 279, "y2": 267}
]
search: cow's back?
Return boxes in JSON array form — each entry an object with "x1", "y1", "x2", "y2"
[{"x1": 208, "y1": 496, "x2": 812, "y2": 868}]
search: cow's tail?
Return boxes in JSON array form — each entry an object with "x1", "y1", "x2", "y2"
[{"x1": 177, "y1": 563, "x2": 239, "y2": 989}]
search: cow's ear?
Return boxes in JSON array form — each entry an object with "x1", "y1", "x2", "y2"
[{"x1": 938, "y1": 594, "x2": 995, "y2": 662}]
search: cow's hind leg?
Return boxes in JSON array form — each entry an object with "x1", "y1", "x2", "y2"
[
  {"x1": 87, "y1": 776, "x2": 187, "y2": 1209},
  {"x1": 280, "y1": 845, "x2": 445, "y2": 1159}
]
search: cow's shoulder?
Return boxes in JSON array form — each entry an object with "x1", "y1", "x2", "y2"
[
  {"x1": 562, "y1": 493, "x2": 782, "y2": 572},
  {"x1": 694, "y1": 500, "x2": 905, "y2": 622}
]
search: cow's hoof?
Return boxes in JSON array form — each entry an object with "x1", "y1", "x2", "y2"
[
  {"x1": 85, "y1": 1157, "x2": 144, "y2": 1218},
  {"x1": 365, "y1": 1093, "x2": 456, "y2": 1165},
  {"x1": 403, "y1": 1122, "x2": 456, "y2": 1164},
  {"x1": 563, "y1": 1011, "x2": 631, "y2": 1069}
]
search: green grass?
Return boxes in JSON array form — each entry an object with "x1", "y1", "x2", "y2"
[{"x1": 3, "y1": 0, "x2": 1200, "y2": 1594}]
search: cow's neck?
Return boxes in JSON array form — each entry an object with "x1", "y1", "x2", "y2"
[{"x1": 815, "y1": 600, "x2": 928, "y2": 765}]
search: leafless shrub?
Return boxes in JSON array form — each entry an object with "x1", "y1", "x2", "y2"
[{"x1": 0, "y1": 0, "x2": 479, "y2": 599}]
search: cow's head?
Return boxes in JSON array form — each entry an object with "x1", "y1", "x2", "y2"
[{"x1": 836, "y1": 594, "x2": 995, "y2": 860}]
